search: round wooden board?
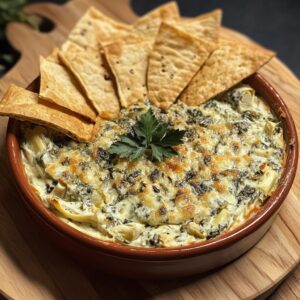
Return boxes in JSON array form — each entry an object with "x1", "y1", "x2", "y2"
[{"x1": 0, "y1": 1, "x2": 299, "y2": 299}]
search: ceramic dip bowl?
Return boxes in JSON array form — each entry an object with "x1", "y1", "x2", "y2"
[{"x1": 6, "y1": 73, "x2": 298, "y2": 279}]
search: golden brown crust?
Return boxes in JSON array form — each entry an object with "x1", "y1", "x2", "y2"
[
  {"x1": 68, "y1": 6, "x2": 130, "y2": 49},
  {"x1": 170, "y1": 9, "x2": 222, "y2": 50},
  {"x1": 180, "y1": 39, "x2": 275, "y2": 106},
  {"x1": 147, "y1": 22, "x2": 212, "y2": 110},
  {"x1": 0, "y1": 85, "x2": 94, "y2": 141},
  {"x1": 132, "y1": 1, "x2": 180, "y2": 44},
  {"x1": 39, "y1": 53, "x2": 97, "y2": 121},
  {"x1": 103, "y1": 39, "x2": 151, "y2": 107},
  {"x1": 58, "y1": 41, "x2": 120, "y2": 120}
]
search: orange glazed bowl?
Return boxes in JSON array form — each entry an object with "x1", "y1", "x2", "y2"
[{"x1": 6, "y1": 73, "x2": 298, "y2": 279}]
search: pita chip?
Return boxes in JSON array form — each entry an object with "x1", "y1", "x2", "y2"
[
  {"x1": 147, "y1": 22, "x2": 212, "y2": 110},
  {"x1": 180, "y1": 39, "x2": 275, "y2": 106},
  {"x1": 172, "y1": 9, "x2": 222, "y2": 50},
  {"x1": 186, "y1": 8, "x2": 222, "y2": 23},
  {"x1": 68, "y1": 6, "x2": 130, "y2": 49},
  {"x1": 58, "y1": 41, "x2": 120, "y2": 119},
  {"x1": 0, "y1": 85, "x2": 94, "y2": 141},
  {"x1": 39, "y1": 51, "x2": 97, "y2": 121},
  {"x1": 103, "y1": 39, "x2": 151, "y2": 107},
  {"x1": 132, "y1": 1, "x2": 179, "y2": 43}
]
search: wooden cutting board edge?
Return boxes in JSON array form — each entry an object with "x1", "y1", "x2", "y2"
[{"x1": 0, "y1": 1, "x2": 299, "y2": 299}]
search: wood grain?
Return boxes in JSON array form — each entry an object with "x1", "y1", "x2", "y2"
[{"x1": 0, "y1": 1, "x2": 299, "y2": 299}]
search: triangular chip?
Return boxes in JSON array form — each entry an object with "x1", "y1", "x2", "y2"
[
  {"x1": 171, "y1": 9, "x2": 222, "y2": 50},
  {"x1": 147, "y1": 22, "x2": 212, "y2": 110},
  {"x1": 39, "y1": 51, "x2": 97, "y2": 121},
  {"x1": 103, "y1": 39, "x2": 151, "y2": 107},
  {"x1": 180, "y1": 39, "x2": 275, "y2": 106},
  {"x1": 46, "y1": 48, "x2": 61, "y2": 63},
  {"x1": 0, "y1": 85, "x2": 94, "y2": 141},
  {"x1": 185, "y1": 8, "x2": 222, "y2": 23},
  {"x1": 58, "y1": 41, "x2": 120, "y2": 119},
  {"x1": 68, "y1": 6, "x2": 130, "y2": 49},
  {"x1": 132, "y1": 1, "x2": 179, "y2": 44}
]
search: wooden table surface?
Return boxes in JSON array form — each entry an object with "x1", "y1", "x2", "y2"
[{"x1": 0, "y1": 1, "x2": 299, "y2": 299}]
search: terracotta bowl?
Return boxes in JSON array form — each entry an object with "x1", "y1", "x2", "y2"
[{"x1": 6, "y1": 73, "x2": 298, "y2": 279}]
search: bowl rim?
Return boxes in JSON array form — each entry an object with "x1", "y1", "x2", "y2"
[{"x1": 6, "y1": 72, "x2": 298, "y2": 260}]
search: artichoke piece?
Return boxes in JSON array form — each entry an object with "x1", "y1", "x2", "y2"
[
  {"x1": 52, "y1": 182, "x2": 67, "y2": 198},
  {"x1": 112, "y1": 223, "x2": 145, "y2": 242},
  {"x1": 185, "y1": 222, "x2": 206, "y2": 238},
  {"x1": 258, "y1": 168, "x2": 278, "y2": 197},
  {"x1": 50, "y1": 199, "x2": 97, "y2": 224}
]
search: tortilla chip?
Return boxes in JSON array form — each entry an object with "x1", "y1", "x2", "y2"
[
  {"x1": 172, "y1": 9, "x2": 222, "y2": 50},
  {"x1": 0, "y1": 85, "x2": 94, "y2": 141},
  {"x1": 58, "y1": 41, "x2": 120, "y2": 120},
  {"x1": 132, "y1": 1, "x2": 179, "y2": 44},
  {"x1": 180, "y1": 39, "x2": 275, "y2": 106},
  {"x1": 46, "y1": 48, "x2": 60, "y2": 63},
  {"x1": 186, "y1": 8, "x2": 222, "y2": 23},
  {"x1": 103, "y1": 39, "x2": 151, "y2": 107},
  {"x1": 68, "y1": 6, "x2": 130, "y2": 49},
  {"x1": 147, "y1": 22, "x2": 212, "y2": 110},
  {"x1": 39, "y1": 52, "x2": 97, "y2": 121}
]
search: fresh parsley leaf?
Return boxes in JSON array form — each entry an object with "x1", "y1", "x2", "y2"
[
  {"x1": 108, "y1": 141, "x2": 145, "y2": 160},
  {"x1": 151, "y1": 144, "x2": 177, "y2": 161},
  {"x1": 118, "y1": 135, "x2": 140, "y2": 148},
  {"x1": 152, "y1": 123, "x2": 168, "y2": 142},
  {"x1": 108, "y1": 108, "x2": 186, "y2": 162},
  {"x1": 131, "y1": 146, "x2": 146, "y2": 160},
  {"x1": 133, "y1": 108, "x2": 158, "y2": 144},
  {"x1": 133, "y1": 124, "x2": 146, "y2": 141},
  {"x1": 108, "y1": 142, "x2": 136, "y2": 157},
  {"x1": 159, "y1": 129, "x2": 186, "y2": 146}
]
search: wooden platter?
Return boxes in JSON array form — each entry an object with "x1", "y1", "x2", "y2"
[{"x1": 0, "y1": 1, "x2": 299, "y2": 299}]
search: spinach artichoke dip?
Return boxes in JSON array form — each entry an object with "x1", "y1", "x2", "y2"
[{"x1": 20, "y1": 85, "x2": 285, "y2": 248}]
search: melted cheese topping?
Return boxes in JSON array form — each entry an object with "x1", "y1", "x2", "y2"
[{"x1": 20, "y1": 85, "x2": 285, "y2": 247}]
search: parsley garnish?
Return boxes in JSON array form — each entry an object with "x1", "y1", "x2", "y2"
[
  {"x1": 0, "y1": 0, "x2": 40, "y2": 39},
  {"x1": 108, "y1": 109, "x2": 186, "y2": 161},
  {"x1": 0, "y1": 0, "x2": 40, "y2": 72}
]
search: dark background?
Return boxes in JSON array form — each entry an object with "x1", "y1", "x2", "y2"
[
  {"x1": 132, "y1": 0, "x2": 300, "y2": 77},
  {"x1": 2, "y1": 0, "x2": 300, "y2": 77}
]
